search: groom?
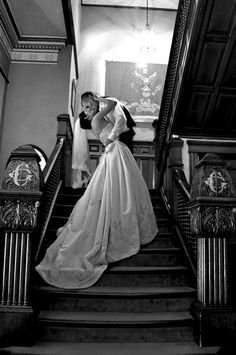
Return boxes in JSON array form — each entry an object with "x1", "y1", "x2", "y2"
[{"x1": 79, "y1": 92, "x2": 136, "y2": 153}]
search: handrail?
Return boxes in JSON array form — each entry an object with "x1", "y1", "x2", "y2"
[
  {"x1": 161, "y1": 175, "x2": 196, "y2": 280},
  {"x1": 35, "y1": 137, "x2": 65, "y2": 263},
  {"x1": 174, "y1": 169, "x2": 190, "y2": 200},
  {"x1": 155, "y1": 0, "x2": 191, "y2": 168},
  {"x1": 173, "y1": 169, "x2": 197, "y2": 275},
  {"x1": 43, "y1": 137, "x2": 64, "y2": 183},
  {"x1": 34, "y1": 114, "x2": 73, "y2": 263}
]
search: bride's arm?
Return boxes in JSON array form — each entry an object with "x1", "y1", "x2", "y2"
[
  {"x1": 91, "y1": 95, "x2": 117, "y2": 139},
  {"x1": 92, "y1": 94, "x2": 117, "y2": 120}
]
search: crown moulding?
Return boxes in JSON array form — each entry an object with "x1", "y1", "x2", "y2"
[{"x1": 0, "y1": 9, "x2": 66, "y2": 64}]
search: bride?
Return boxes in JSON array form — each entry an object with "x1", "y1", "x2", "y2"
[{"x1": 35, "y1": 93, "x2": 158, "y2": 289}]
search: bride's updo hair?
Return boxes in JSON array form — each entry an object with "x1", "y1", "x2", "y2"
[{"x1": 81, "y1": 91, "x2": 94, "y2": 101}]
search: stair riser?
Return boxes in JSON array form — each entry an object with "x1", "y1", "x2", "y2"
[
  {"x1": 45, "y1": 233, "x2": 175, "y2": 251},
  {"x1": 54, "y1": 206, "x2": 169, "y2": 219},
  {"x1": 153, "y1": 208, "x2": 169, "y2": 218},
  {"x1": 56, "y1": 196, "x2": 83, "y2": 206},
  {"x1": 157, "y1": 223, "x2": 172, "y2": 233},
  {"x1": 47, "y1": 224, "x2": 170, "y2": 236},
  {"x1": 37, "y1": 296, "x2": 194, "y2": 313},
  {"x1": 37, "y1": 324, "x2": 194, "y2": 343},
  {"x1": 34, "y1": 188, "x2": 196, "y2": 348},
  {"x1": 113, "y1": 252, "x2": 181, "y2": 266},
  {"x1": 48, "y1": 217, "x2": 171, "y2": 234},
  {"x1": 94, "y1": 272, "x2": 188, "y2": 287},
  {"x1": 42, "y1": 240, "x2": 177, "y2": 258},
  {"x1": 55, "y1": 196, "x2": 163, "y2": 208},
  {"x1": 142, "y1": 236, "x2": 174, "y2": 248}
]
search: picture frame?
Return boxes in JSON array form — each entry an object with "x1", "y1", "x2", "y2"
[{"x1": 71, "y1": 79, "x2": 76, "y2": 116}]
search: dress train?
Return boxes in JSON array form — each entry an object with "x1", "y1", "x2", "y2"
[{"x1": 36, "y1": 141, "x2": 158, "y2": 289}]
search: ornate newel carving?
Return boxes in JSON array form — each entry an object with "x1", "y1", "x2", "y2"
[
  {"x1": 0, "y1": 145, "x2": 43, "y2": 346},
  {"x1": 188, "y1": 153, "x2": 235, "y2": 346}
]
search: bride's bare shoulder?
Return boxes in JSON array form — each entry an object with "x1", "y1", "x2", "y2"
[{"x1": 91, "y1": 117, "x2": 106, "y2": 138}]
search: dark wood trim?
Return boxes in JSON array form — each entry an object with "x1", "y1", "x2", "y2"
[
  {"x1": 61, "y1": 0, "x2": 79, "y2": 79},
  {"x1": 187, "y1": 139, "x2": 236, "y2": 153},
  {"x1": 2, "y1": 0, "x2": 20, "y2": 39},
  {"x1": 81, "y1": 4, "x2": 177, "y2": 12},
  {"x1": 0, "y1": 66, "x2": 9, "y2": 84},
  {"x1": 61, "y1": 0, "x2": 74, "y2": 45},
  {"x1": 2, "y1": 0, "x2": 67, "y2": 45}
]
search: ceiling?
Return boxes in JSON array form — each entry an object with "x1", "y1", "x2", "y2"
[
  {"x1": 1, "y1": 0, "x2": 67, "y2": 42},
  {"x1": 0, "y1": 0, "x2": 178, "y2": 64},
  {"x1": 1, "y1": 0, "x2": 178, "y2": 42},
  {"x1": 171, "y1": 0, "x2": 236, "y2": 139},
  {"x1": 1, "y1": 0, "x2": 235, "y2": 141}
]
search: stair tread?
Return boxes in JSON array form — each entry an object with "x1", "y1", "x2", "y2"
[
  {"x1": 35, "y1": 285, "x2": 196, "y2": 296},
  {"x1": 139, "y1": 247, "x2": 180, "y2": 252},
  {"x1": 108, "y1": 265, "x2": 188, "y2": 272},
  {"x1": 51, "y1": 215, "x2": 169, "y2": 220},
  {"x1": 0, "y1": 341, "x2": 220, "y2": 355},
  {"x1": 39, "y1": 310, "x2": 193, "y2": 323}
]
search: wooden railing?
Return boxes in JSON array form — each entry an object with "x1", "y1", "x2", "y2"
[
  {"x1": 173, "y1": 169, "x2": 196, "y2": 276},
  {"x1": 159, "y1": 135, "x2": 236, "y2": 345},
  {"x1": 154, "y1": 0, "x2": 196, "y2": 187},
  {"x1": 35, "y1": 114, "x2": 73, "y2": 263},
  {"x1": 34, "y1": 137, "x2": 64, "y2": 263},
  {"x1": 0, "y1": 114, "x2": 73, "y2": 347}
]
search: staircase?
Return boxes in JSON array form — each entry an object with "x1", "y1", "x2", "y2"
[{"x1": 1, "y1": 188, "x2": 221, "y2": 355}]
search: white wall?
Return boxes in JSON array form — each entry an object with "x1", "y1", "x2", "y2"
[
  {"x1": 76, "y1": 5, "x2": 176, "y2": 141},
  {"x1": 0, "y1": 46, "x2": 72, "y2": 180}
]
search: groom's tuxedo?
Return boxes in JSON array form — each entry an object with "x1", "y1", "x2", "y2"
[{"x1": 79, "y1": 104, "x2": 136, "y2": 153}]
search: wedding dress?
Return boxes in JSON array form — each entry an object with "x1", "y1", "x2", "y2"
[{"x1": 36, "y1": 122, "x2": 158, "y2": 289}]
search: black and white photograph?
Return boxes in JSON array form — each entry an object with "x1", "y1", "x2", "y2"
[{"x1": 0, "y1": 1, "x2": 236, "y2": 354}]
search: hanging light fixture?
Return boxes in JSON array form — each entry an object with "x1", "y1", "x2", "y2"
[{"x1": 140, "y1": 0, "x2": 156, "y2": 56}]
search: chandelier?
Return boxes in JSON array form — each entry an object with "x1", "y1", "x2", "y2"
[{"x1": 140, "y1": 0, "x2": 156, "y2": 56}]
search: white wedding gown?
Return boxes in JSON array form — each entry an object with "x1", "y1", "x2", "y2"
[{"x1": 36, "y1": 122, "x2": 158, "y2": 289}]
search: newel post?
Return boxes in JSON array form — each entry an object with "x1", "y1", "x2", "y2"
[
  {"x1": 167, "y1": 137, "x2": 184, "y2": 217},
  {"x1": 0, "y1": 145, "x2": 43, "y2": 346},
  {"x1": 57, "y1": 114, "x2": 73, "y2": 187},
  {"x1": 188, "y1": 153, "x2": 235, "y2": 346}
]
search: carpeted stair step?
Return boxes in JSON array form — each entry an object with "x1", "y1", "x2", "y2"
[
  {"x1": 43, "y1": 231, "x2": 176, "y2": 252},
  {"x1": 155, "y1": 217, "x2": 173, "y2": 232},
  {"x1": 36, "y1": 310, "x2": 194, "y2": 343},
  {"x1": 56, "y1": 187, "x2": 161, "y2": 202},
  {"x1": 94, "y1": 265, "x2": 189, "y2": 287},
  {"x1": 53, "y1": 202, "x2": 169, "y2": 220},
  {"x1": 142, "y1": 232, "x2": 176, "y2": 248},
  {"x1": 0, "y1": 341, "x2": 221, "y2": 355},
  {"x1": 112, "y1": 247, "x2": 183, "y2": 266},
  {"x1": 31, "y1": 187, "x2": 198, "y2": 349},
  {"x1": 39, "y1": 231, "x2": 177, "y2": 261},
  {"x1": 47, "y1": 215, "x2": 171, "y2": 234},
  {"x1": 53, "y1": 197, "x2": 168, "y2": 218},
  {"x1": 34, "y1": 285, "x2": 196, "y2": 313}
]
